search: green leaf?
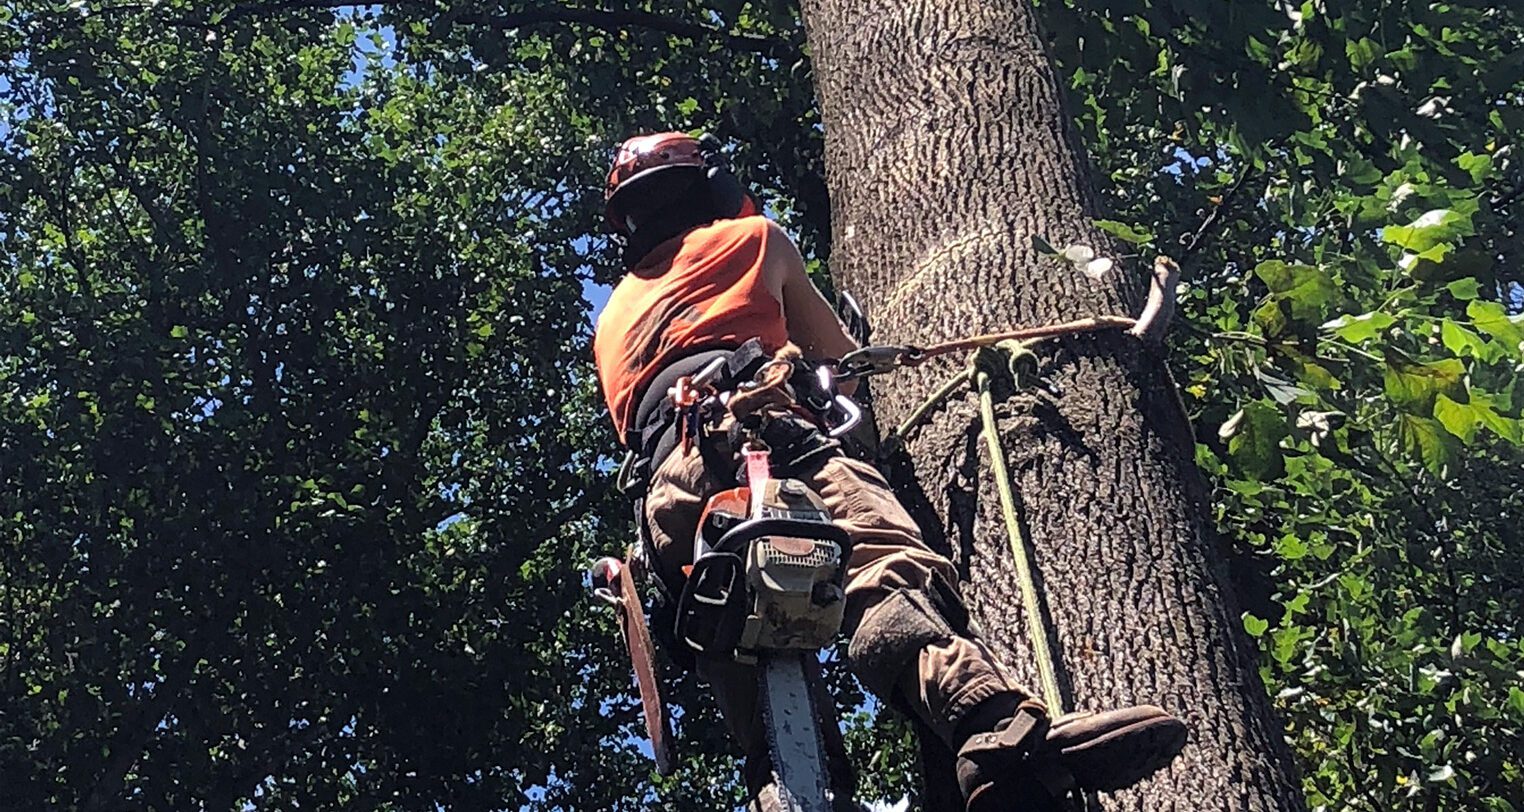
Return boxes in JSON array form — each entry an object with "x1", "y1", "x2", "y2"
[
  {"x1": 1322, "y1": 311, "x2": 1395, "y2": 343},
  {"x1": 1287, "y1": 350, "x2": 1341, "y2": 391},
  {"x1": 1274, "y1": 534, "x2": 1309, "y2": 561},
  {"x1": 1383, "y1": 353, "x2": 1466, "y2": 412},
  {"x1": 1252, "y1": 300, "x2": 1290, "y2": 338},
  {"x1": 1346, "y1": 37, "x2": 1380, "y2": 71},
  {"x1": 1243, "y1": 614, "x2": 1269, "y2": 637},
  {"x1": 1342, "y1": 153, "x2": 1383, "y2": 185},
  {"x1": 1256, "y1": 367, "x2": 1310, "y2": 405},
  {"x1": 1445, "y1": 277, "x2": 1481, "y2": 300},
  {"x1": 1467, "y1": 299, "x2": 1524, "y2": 350},
  {"x1": 1457, "y1": 151, "x2": 1494, "y2": 184},
  {"x1": 1396, "y1": 414, "x2": 1455, "y2": 476},
  {"x1": 1339, "y1": 573, "x2": 1372, "y2": 601},
  {"x1": 1433, "y1": 394, "x2": 1477, "y2": 443},
  {"x1": 1472, "y1": 394, "x2": 1524, "y2": 444},
  {"x1": 1441, "y1": 320, "x2": 1493, "y2": 361},
  {"x1": 1094, "y1": 219, "x2": 1155, "y2": 245},
  {"x1": 1254, "y1": 261, "x2": 1337, "y2": 322},
  {"x1": 1228, "y1": 400, "x2": 1288, "y2": 479},
  {"x1": 170, "y1": 325, "x2": 189, "y2": 339},
  {"x1": 1398, "y1": 243, "x2": 1452, "y2": 283},
  {"x1": 1383, "y1": 208, "x2": 1475, "y2": 253}
]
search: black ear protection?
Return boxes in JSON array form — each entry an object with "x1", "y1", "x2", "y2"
[
  {"x1": 698, "y1": 133, "x2": 759, "y2": 219},
  {"x1": 698, "y1": 133, "x2": 745, "y2": 218}
]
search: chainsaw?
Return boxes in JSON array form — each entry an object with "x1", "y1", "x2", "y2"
[{"x1": 672, "y1": 444, "x2": 851, "y2": 812}]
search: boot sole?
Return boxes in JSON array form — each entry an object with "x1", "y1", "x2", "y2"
[{"x1": 1057, "y1": 715, "x2": 1187, "y2": 792}]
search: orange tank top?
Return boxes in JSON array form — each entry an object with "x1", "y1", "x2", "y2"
[{"x1": 594, "y1": 216, "x2": 789, "y2": 439}]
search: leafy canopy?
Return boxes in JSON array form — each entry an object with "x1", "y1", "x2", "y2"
[{"x1": 2, "y1": 1, "x2": 1521, "y2": 810}]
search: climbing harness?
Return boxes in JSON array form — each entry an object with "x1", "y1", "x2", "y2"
[{"x1": 596, "y1": 342, "x2": 861, "y2": 802}]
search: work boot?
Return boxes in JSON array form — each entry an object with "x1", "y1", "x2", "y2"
[{"x1": 955, "y1": 697, "x2": 1187, "y2": 810}]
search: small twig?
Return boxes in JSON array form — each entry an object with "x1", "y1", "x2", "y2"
[
  {"x1": 1195, "y1": 327, "x2": 1356, "y2": 367},
  {"x1": 1178, "y1": 160, "x2": 1256, "y2": 259},
  {"x1": 453, "y1": 9, "x2": 798, "y2": 58},
  {"x1": 1316, "y1": 336, "x2": 1383, "y2": 362}
]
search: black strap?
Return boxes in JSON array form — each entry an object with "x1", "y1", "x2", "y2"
[{"x1": 626, "y1": 339, "x2": 775, "y2": 470}]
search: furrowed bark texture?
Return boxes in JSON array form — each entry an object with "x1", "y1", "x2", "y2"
[{"x1": 797, "y1": 1, "x2": 1306, "y2": 810}]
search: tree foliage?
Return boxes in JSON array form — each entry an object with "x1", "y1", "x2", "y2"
[
  {"x1": 1, "y1": 1, "x2": 1520, "y2": 810},
  {"x1": 1032, "y1": 1, "x2": 1524, "y2": 808}
]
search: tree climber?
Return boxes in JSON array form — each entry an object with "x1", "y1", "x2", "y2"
[{"x1": 593, "y1": 132, "x2": 1188, "y2": 811}]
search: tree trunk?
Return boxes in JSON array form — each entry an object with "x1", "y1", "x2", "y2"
[{"x1": 797, "y1": 1, "x2": 1307, "y2": 809}]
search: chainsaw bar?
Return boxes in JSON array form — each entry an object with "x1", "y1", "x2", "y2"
[
  {"x1": 612, "y1": 550, "x2": 676, "y2": 775},
  {"x1": 760, "y1": 653, "x2": 832, "y2": 812}
]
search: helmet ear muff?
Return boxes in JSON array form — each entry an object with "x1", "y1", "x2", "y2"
[{"x1": 698, "y1": 133, "x2": 753, "y2": 219}]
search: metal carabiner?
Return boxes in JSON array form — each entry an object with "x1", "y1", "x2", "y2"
[
  {"x1": 824, "y1": 394, "x2": 863, "y2": 438},
  {"x1": 836, "y1": 345, "x2": 924, "y2": 380},
  {"x1": 615, "y1": 450, "x2": 644, "y2": 494},
  {"x1": 689, "y1": 355, "x2": 729, "y2": 389}
]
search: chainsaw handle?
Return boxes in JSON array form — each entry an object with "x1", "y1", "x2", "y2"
[{"x1": 713, "y1": 517, "x2": 851, "y2": 555}]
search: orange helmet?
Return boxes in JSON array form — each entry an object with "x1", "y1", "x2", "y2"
[{"x1": 604, "y1": 132, "x2": 708, "y2": 235}]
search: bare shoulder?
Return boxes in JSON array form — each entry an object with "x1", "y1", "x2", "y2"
[
  {"x1": 756, "y1": 217, "x2": 804, "y2": 263},
  {"x1": 757, "y1": 215, "x2": 791, "y2": 241}
]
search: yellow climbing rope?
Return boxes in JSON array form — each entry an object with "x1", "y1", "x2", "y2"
[{"x1": 971, "y1": 343, "x2": 1065, "y2": 717}]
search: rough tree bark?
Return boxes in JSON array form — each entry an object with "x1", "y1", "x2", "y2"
[{"x1": 797, "y1": 1, "x2": 1307, "y2": 810}]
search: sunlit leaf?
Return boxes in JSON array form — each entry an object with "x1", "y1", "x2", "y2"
[
  {"x1": 1322, "y1": 311, "x2": 1395, "y2": 343},
  {"x1": 1384, "y1": 208, "x2": 1475, "y2": 253}
]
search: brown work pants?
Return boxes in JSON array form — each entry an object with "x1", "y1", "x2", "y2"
[{"x1": 646, "y1": 438, "x2": 1029, "y2": 806}]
